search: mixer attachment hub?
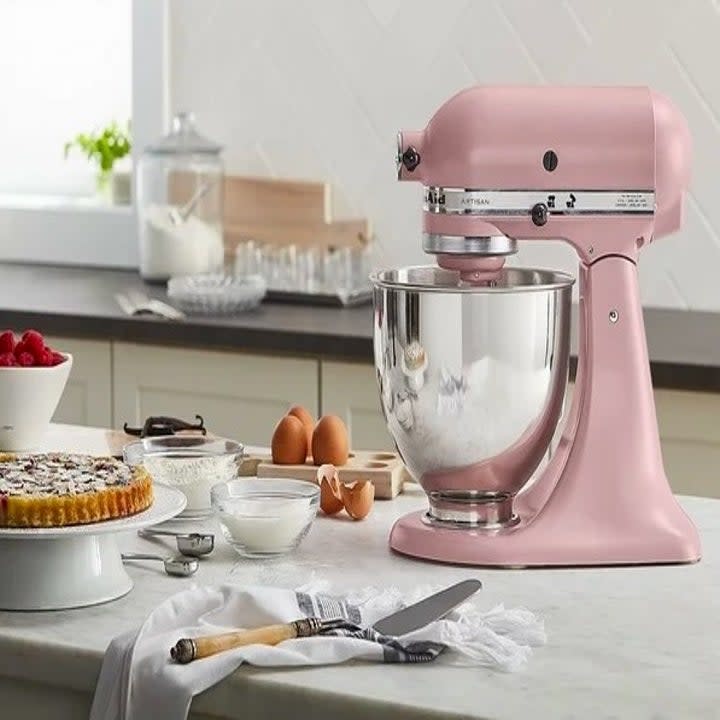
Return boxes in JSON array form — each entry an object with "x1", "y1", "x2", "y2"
[{"x1": 423, "y1": 234, "x2": 517, "y2": 257}]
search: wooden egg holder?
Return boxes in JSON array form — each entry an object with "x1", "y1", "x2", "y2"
[{"x1": 238, "y1": 450, "x2": 410, "y2": 499}]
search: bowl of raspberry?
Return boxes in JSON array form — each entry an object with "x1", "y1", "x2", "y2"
[{"x1": 0, "y1": 330, "x2": 73, "y2": 451}]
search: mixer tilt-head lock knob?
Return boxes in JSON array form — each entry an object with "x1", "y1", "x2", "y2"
[{"x1": 531, "y1": 202, "x2": 548, "y2": 226}]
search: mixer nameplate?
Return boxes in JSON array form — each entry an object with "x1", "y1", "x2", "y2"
[{"x1": 423, "y1": 188, "x2": 655, "y2": 215}]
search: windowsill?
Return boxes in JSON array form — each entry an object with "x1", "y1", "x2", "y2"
[
  {"x1": 0, "y1": 197, "x2": 138, "y2": 268},
  {"x1": 0, "y1": 193, "x2": 133, "y2": 215}
]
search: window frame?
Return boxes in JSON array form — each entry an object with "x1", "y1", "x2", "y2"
[{"x1": 0, "y1": 0, "x2": 168, "y2": 268}]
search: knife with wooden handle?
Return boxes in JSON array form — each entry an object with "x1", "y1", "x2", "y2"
[
  {"x1": 170, "y1": 617, "x2": 346, "y2": 664},
  {"x1": 170, "y1": 579, "x2": 481, "y2": 664}
]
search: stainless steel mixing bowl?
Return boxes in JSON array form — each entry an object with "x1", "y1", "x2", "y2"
[{"x1": 371, "y1": 266, "x2": 574, "y2": 526}]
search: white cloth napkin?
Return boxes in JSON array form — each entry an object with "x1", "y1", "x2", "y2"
[{"x1": 89, "y1": 583, "x2": 546, "y2": 720}]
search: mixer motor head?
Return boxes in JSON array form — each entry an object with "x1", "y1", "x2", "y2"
[{"x1": 397, "y1": 86, "x2": 691, "y2": 273}]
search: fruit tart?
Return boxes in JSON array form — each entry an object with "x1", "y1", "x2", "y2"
[{"x1": 0, "y1": 453, "x2": 153, "y2": 527}]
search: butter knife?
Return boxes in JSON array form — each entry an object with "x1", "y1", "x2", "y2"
[
  {"x1": 170, "y1": 579, "x2": 481, "y2": 664},
  {"x1": 372, "y1": 578, "x2": 482, "y2": 636}
]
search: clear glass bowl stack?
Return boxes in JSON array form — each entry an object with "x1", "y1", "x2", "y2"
[
  {"x1": 167, "y1": 274, "x2": 267, "y2": 315},
  {"x1": 234, "y1": 241, "x2": 377, "y2": 305}
]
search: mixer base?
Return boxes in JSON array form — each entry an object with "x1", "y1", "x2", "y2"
[{"x1": 390, "y1": 510, "x2": 701, "y2": 567}]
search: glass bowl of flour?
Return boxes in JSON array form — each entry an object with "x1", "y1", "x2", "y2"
[{"x1": 124, "y1": 435, "x2": 243, "y2": 518}]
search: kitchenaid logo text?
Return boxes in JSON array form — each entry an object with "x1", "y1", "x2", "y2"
[
  {"x1": 425, "y1": 189, "x2": 446, "y2": 206},
  {"x1": 425, "y1": 188, "x2": 491, "y2": 207}
]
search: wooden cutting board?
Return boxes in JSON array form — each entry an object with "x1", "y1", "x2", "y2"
[
  {"x1": 170, "y1": 173, "x2": 371, "y2": 253},
  {"x1": 239, "y1": 450, "x2": 410, "y2": 500}
]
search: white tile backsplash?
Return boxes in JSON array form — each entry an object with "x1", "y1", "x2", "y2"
[{"x1": 170, "y1": 0, "x2": 720, "y2": 310}]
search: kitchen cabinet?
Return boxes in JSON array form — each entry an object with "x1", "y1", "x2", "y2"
[
  {"x1": 48, "y1": 337, "x2": 112, "y2": 427},
  {"x1": 320, "y1": 361, "x2": 393, "y2": 450},
  {"x1": 113, "y1": 343, "x2": 318, "y2": 445},
  {"x1": 655, "y1": 388, "x2": 720, "y2": 499},
  {"x1": 44, "y1": 336, "x2": 720, "y2": 498}
]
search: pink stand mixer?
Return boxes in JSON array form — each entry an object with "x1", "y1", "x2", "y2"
[{"x1": 371, "y1": 86, "x2": 701, "y2": 566}]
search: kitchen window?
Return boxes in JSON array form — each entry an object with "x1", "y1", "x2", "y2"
[{"x1": 0, "y1": 0, "x2": 168, "y2": 268}]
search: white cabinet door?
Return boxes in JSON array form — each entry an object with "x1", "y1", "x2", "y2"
[
  {"x1": 320, "y1": 361, "x2": 392, "y2": 451},
  {"x1": 47, "y1": 336, "x2": 112, "y2": 427},
  {"x1": 655, "y1": 388, "x2": 720, "y2": 498},
  {"x1": 113, "y1": 343, "x2": 318, "y2": 445}
]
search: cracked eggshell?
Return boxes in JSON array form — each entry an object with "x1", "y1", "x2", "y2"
[
  {"x1": 317, "y1": 464, "x2": 344, "y2": 515},
  {"x1": 340, "y1": 479, "x2": 375, "y2": 520}
]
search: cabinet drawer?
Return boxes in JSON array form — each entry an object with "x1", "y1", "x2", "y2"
[
  {"x1": 320, "y1": 361, "x2": 392, "y2": 451},
  {"x1": 113, "y1": 343, "x2": 318, "y2": 446},
  {"x1": 655, "y1": 388, "x2": 720, "y2": 498},
  {"x1": 47, "y1": 336, "x2": 112, "y2": 428}
]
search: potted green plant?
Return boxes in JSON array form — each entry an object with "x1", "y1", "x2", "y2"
[{"x1": 64, "y1": 121, "x2": 132, "y2": 204}]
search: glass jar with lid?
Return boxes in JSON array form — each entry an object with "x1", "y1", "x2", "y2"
[{"x1": 136, "y1": 112, "x2": 224, "y2": 282}]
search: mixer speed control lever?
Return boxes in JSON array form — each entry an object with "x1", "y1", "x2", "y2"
[{"x1": 531, "y1": 202, "x2": 548, "y2": 226}]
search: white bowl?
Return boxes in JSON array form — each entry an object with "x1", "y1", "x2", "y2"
[{"x1": 0, "y1": 353, "x2": 73, "y2": 451}]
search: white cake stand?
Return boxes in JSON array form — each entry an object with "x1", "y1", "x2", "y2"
[{"x1": 0, "y1": 485, "x2": 186, "y2": 610}]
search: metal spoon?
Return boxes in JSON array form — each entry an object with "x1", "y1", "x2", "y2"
[
  {"x1": 138, "y1": 527, "x2": 215, "y2": 557},
  {"x1": 122, "y1": 552, "x2": 198, "y2": 577},
  {"x1": 168, "y1": 180, "x2": 215, "y2": 225}
]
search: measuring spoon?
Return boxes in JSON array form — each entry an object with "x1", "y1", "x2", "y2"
[
  {"x1": 138, "y1": 528, "x2": 215, "y2": 557},
  {"x1": 122, "y1": 552, "x2": 198, "y2": 577}
]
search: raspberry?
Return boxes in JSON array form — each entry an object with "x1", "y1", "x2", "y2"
[
  {"x1": 0, "y1": 352, "x2": 17, "y2": 367},
  {"x1": 0, "y1": 331, "x2": 15, "y2": 354},
  {"x1": 21, "y1": 330, "x2": 45, "y2": 357},
  {"x1": 17, "y1": 352, "x2": 35, "y2": 367},
  {"x1": 36, "y1": 349, "x2": 54, "y2": 367},
  {"x1": 51, "y1": 352, "x2": 66, "y2": 366}
]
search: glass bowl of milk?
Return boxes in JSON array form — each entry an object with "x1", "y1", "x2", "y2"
[
  {"x1": 124, "y1": 436, "x2": 243, "y2": 518},
  {"x1": 211, "y1": 478, "x2": 320, "y2": 558}
]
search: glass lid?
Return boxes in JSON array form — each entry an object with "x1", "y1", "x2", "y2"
[
  {"x1": 145, "y1": 111, "x2": 222, "y2": 155},
  {"x1": 370, "y1": 266, "x2": 575, "y2": 293}
]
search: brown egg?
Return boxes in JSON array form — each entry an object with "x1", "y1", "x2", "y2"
[
  {"x1": 311, "y1": 415, "x2": 349, "y2": 466},
  {"x1": 340, "y1": 480, "x2": 375, "y2": 520},
  {"x1": 271, "y1": 415, "x2": 308, "y2": 464},
  {"x1": 288, "y1": 405, "x2": 314, "y2": 458},
  {"x1": 317, "y1": 465, "x2": 344, "y2": 515}
]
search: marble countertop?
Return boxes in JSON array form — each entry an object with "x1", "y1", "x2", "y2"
[
  {"x1": 0, "y1": 262, "x2": 719, "y2": 391},
  {"x1": 0, "y1": 479, "x2": 718, "y2": 718}
]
